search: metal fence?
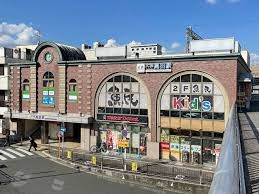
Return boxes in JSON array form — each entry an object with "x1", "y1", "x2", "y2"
[
  {"x1": 48, "y1": 147, "x2": 214, "y2": 185},
  {"x1": 209, "y1": 106, "x2": 246, "y2": 194}
]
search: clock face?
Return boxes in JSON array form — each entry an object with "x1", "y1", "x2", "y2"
[{"x1": 44, "y1": 52, "x2": 53, "y2": 63}]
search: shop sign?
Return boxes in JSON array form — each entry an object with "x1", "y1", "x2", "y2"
[
  {"x1": 42, "y1": 96, "x2": 55, "y2": 105},
  {"x1": 106, "y1": 85, "x2": 139, "y2": 108},
  {"x1": 22, "y1": 91, "x2": 30, "y2": 100},
  {"x1": 160, "y1": 142, "x2": 170, "y2": 160},
  {"x1": 31, "y1": 115, "x2": 45, "y2": 120},
  {"x1": 170, "y1": 143, "x2": 180, "y2": 153},
  {"x1": 160, "y1": 142, "x2": 170, "y2": 151},
  {"x1": 97, "y1": 113, "x2": 148, "y2": 124},
  {"x1": 137, "y1": 63, "x2": 172, "y2": 73},
  {"x1": 172, "y1": 96, "x2": 212, "y2": 111},
  {"x1": 68, "y1": 91, "x2": 78, "y2": 101},
  {"x1": 118, "y1": 139, "x2": 129, "y2": 148},
  {"x1": 171, "y1": 83, "x2": 213, "y2": 95},
  {"x1": 191, "y1": 145, "x2": 201, "y2": 154}
]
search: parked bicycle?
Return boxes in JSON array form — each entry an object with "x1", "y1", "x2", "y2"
[{"x1": 90, "y1": 142, "x2": 107, "y2": 153}]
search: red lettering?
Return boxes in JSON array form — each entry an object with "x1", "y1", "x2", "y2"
[{"x1": 172, "y1": 97, "x2": 183, "y2": 110}]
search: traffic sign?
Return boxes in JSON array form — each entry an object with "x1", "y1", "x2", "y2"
[
  {"x1": 60, "y1": 127, "x2": 66, "y2": 133},
  {"x1": 121, "y1": 128, "x2": 127, "y2": 137}
]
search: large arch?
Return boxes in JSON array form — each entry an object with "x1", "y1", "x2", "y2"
[
  {"x1": 94, "y1": 72, "x2": 151, "y2": 155},
  {"x1": 156, "y1": 70, "x2": 230, "y2": 163}
]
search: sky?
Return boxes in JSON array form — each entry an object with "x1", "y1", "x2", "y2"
[{"x1": 0, "y1": 0, "x2": 259, "y2": 64}]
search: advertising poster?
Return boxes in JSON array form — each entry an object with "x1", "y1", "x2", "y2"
[
  {"x1": 160, "y1": 142, "x2": 170, "y2": 160},
  {"x1": 99, "y1": 130, "x2": 107, "y2": 143},
  {"x1": 170, "y1": 135, "x2": 180, "y2": 161},
  {"x1": 112, "y1": 130, "x2": 118, "y2": 149},
  {"x1": 132, "y1": 133, "x2": 140, "y2": 149},
  {"x1": 160, "y1": 129, "x2": 170, "y2": 142},
  {"x1": 139, "y1": 134, "x2": 146, "y2": 154},
  {"x1": 107, "y1": 130, "x2": 113, "y2": 150}
]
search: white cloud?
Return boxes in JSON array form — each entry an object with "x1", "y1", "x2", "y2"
[
  {"x1": 251, "y1": 53, "x2": 259, "y2": 65},
  {"x1": 206, "y1": 0, "x2": 217, "y2": 4},
  {"x1": 127, "y1": 40, "x2": 142, "y2": 46},
  {"x1": 104, "y1": 38, "x2": 118, "y2": 47},
  {"x1": 171, "y1": 42, "x2": 181, "y2": 49},
  {"x1": 0, "y1": 22, "x2": 40, "y2": 48}
]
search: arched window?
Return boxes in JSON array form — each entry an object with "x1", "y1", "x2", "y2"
[
  {"x1": 22, "y1": 79, "x2": 30, "y2": 100},
  {"x1": 42, "y1": 72, "x2": 55, "y2": 105},
  {"x1": 68, "y1": 79, "x2": 77, "y2": 101},
  {"x1": 159, "y1": 73, "x2": 225, "y2": 164}
]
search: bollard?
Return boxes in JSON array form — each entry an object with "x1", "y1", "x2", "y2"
[
  {"x1": 67, "y1": 151, "x2": 73, "y2": 160},
  {"x1": 91, "y1": 155, "x2": 96, "y2": 166}
]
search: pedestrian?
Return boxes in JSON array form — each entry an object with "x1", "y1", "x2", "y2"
[
  {"x1": 28, "y1": 136, "x2": 37, "y2": 152},
  {"x1": 4, "y1": 130, "x2": 10, "y2": 147}
]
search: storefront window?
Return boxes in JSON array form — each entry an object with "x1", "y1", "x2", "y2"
[{"x1": 160, "y1": 73, "x2": 225, "y2": 165}]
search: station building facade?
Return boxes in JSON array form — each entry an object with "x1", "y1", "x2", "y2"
[{"x1": 7, "y1": 41, "x2": 252, "y2": 166}]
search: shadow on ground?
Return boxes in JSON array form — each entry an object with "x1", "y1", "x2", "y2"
[{"x1": 239, "y1": 95, "x2": 259, "y2": 193}]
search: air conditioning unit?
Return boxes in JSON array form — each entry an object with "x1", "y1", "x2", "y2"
[{"x1": 13, "y1": 48, "x2": 21, "y2": 59}]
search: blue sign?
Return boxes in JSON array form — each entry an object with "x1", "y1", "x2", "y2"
[
  {"x1": 122, "y1": 129, "x2": 127, "y2": 137},
  {"x1": 60, "y1": 127, "x2": 66, "y2": 133},
  {"x1": 42, "y1": 96, "x2": 55, "y2": 105}
]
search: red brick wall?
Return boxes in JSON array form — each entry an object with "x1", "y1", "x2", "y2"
[
  {"x1": 67, "y1": 65, "x2": 79, "y2": 113},
  {"x1": 21, "y1": 67, "x2": 30, "y2": 111},
  {"x1": 11, "y1": 54, "x2": 238, "y2": 142},
  {"x1": 90, "y1": 59, "x2": 238, "y2": 141},
  {"x1": 37, "y1": 46, "x2": 60, "y2": 112}
]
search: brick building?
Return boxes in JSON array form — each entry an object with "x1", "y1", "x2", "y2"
[{"x1": 7, "y1": 38, "x2": 252, "y2": 166}]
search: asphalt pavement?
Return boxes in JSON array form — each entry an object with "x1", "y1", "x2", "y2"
[{"x1": 0, "y1": 147, "x2": 177, "y2": 194}]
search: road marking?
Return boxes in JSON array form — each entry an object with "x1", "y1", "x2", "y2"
[
  {"x1": 0, "y1": 154, "x2": 7, "y2": 160},
  {"x1": 6, "y1": 148, "x2": 26, "y2": 157},
  {"x1": 16, "y1": 148, "x2": 34, "y2": 156},
  {"x1": 0, "y1": 150, "x2": 16, "y2": 159}
]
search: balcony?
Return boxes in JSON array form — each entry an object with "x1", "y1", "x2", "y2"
[{"x1": 0, "y1": 76, "x2": 9, "y2": 90}]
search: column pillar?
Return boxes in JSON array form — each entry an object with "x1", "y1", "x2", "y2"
[
  {"x1": 81, "y1": 124, "x2": 91, "y2": 151},
  {"x1": 58, "y1": 65, "x2": 66, "y2": 113},
  {"x1": 30, "y1": 66, "x2": 37, "y2": 111},
  {"x1": 41, "y1": 121, "x2": 49, "y2": 144}
]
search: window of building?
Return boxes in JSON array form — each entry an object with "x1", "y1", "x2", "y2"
[
  {"x1": 97, "y1": 74, "x2": 148, "y2": 125},
  {"x1": 0, "y1": 65, "x2": 4, "y2": 75},
  {"x1": 68, "y1": 79, "x2": 78, "y2": 101},
  {"x1": 42, "y1": 72, "x2": 55, "y2": 105},
  {"x1": 22, "y1": 79, "x2": 30, "y2": 100}
]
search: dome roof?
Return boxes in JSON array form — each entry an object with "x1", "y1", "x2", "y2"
[{"x1": 32, "y1": 41, "x2": 86, "y2": 62}]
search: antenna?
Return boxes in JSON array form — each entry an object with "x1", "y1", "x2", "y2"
[
  {"x1": 36, "y1": 29, "x2": 41, "y2": 45},
  {"x1": 186, "y1": 26, "x2": 203, "y2": 53}
]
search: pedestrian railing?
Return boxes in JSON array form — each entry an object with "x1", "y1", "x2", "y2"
[
  {"x1": 209, "y1": 105, "x2": 246, "y2": 194},
  {"x1": 48, "y1": 146, "x2": 214, "y2": 185}
]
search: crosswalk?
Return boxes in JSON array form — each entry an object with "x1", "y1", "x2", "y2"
[{"x1": 0, "y1": 147, "x2": 34, "y2": 161}]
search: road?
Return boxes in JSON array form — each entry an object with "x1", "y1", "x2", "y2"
[{"x1": 0, "y1": 146, "x2": 176, "y2": 194}]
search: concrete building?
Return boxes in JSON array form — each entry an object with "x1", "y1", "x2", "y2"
[
  {"x1": 0, "y1": 45, "x2": 36, "y2": 134},
  {"x1": 7, "y1": 36, "x2": 252, "y2": 166}
]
